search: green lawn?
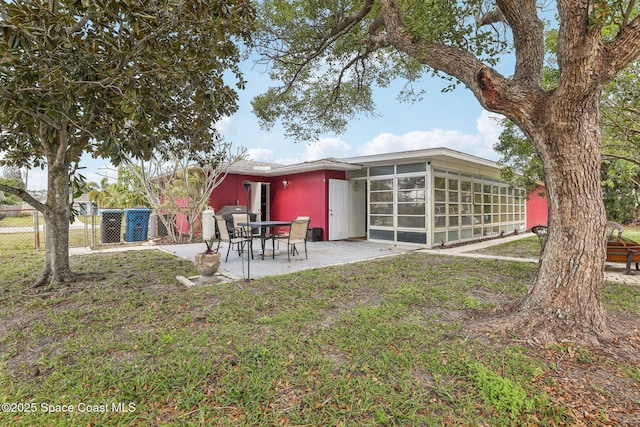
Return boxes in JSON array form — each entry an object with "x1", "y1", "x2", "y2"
[
  {"x1": 472, "y1": 226, "x2": 640, "y2": 259},
  {"x1": 1, "y1": 245, "x2": 638, "y2": 426},
  {"x1": 0, "y1": 214, "x2": 36, "y2": 227}
]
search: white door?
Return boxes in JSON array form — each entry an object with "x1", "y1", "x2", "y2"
[
  {"x1": 329, "y1": 179, "x2": 349, "y2": 240},
  {"x1": 250, "y1": 182, "x2": 262, "y2": 217}
]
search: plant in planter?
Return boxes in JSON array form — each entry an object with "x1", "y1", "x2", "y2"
[{"x1": 194, "y1": 238, "x2": 221, "y2": 277}]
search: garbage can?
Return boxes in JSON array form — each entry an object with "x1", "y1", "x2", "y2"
[
  {"x1": 202, "y1": 208, "x2": 215, "y2": 242},
  {"x1": 307, "y1": 227, "x2": 322, "y2": 242},
  {"x1": 157, "y1": 213, "x2": 175, "y2": 237},
  {"x1": 100, "y1": 209, "x2": 123, "y2": 243},
  {"x1": 125, "y1": 209, "x2": 151, "y2": 242}
]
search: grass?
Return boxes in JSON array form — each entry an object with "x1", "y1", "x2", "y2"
[
  {"x1": 472, "y1": 226, "x2": 640, "y2": 259},
  {"x1": 0, "y1": 214, "x2": 36, "y2": 227},
  {"x1": 471, "y1": 235, "x2": 542, "y2": 258},
  {"x1": 1, "y1": 239, "x2": 639, "y2": 426}
]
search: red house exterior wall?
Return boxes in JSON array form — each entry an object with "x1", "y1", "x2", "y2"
[
  {"x1": 209, "y1": 173, "x2": 258, "y2": 210},
  {"x1": 526, "y1": 185, "x2": 548, "y2": 230},
  {"x1": 208, "y1": 169, "x2": 347, "y2": 241},
  {"x1": 269, "y1": 170, "x2": 346, "y2": 241}
]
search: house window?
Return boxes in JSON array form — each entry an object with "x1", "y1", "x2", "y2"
[
  {"x1": 397, "y1": 176, "x2": 426, "y2": 229},
  {"x1": 370, "y1": 179, "x2": 394, "y2": 227},
  {"x1": 367, "y1": 163, "x2": 428, "y2": 244},
  {"x1": 432, "y1": 170, "x2": 526, "y2": 245}
]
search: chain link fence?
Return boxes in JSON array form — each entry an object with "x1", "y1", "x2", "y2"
[
  {"x1": 0, "y1": 203, "x2": 199, "y2": 254},
  {"x1": 0, "y1": 205, "x2": 44, "y2": 253}
]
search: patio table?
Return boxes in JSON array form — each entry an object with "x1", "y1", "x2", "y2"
[{"x1": 239, "y1": 220, "x2": 291, "y2": 260}]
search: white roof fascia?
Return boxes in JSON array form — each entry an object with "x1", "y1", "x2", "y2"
[
  {"x1": 229, "y1": 159, "x2": 362, "y2": 177},
  {"x1": 341, "y1": 147, "x2": 499, "y2": 171}
]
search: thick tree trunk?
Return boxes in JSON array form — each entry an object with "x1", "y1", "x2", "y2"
[{"x1": 514, "y1": 94, "x2": 612, "y2": 345}]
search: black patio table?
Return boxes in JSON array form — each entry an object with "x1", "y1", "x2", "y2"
[{"x1": 238, "y1": 220, "x2": 291, "y2": 260}]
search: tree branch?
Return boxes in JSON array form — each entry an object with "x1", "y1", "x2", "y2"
[
  {"x1": 601, "y1": 152, "x2": 640, "y2": 167},
  {"x1": 0, "y1": 183, "x2": 46, "y2": 212},
  {"x1": 476, "y1": 8, "x2": 505, "y2": 27},
  {"x1": 0, "y1": 86, "x2": 61, "y2": 130},
  {"x1": 601, "y1": 15, "x2": 640, "y2": 82},
  {"x1": 495, "y1": 0, "x2": 544, "y2": 83},
  {"x1": 66, "y1": 10, "x2": 92, "y2": 36}
]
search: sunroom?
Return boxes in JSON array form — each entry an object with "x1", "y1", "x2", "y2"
[{"x1": 343, "y1": 148, "x2": 527, "y2": 247}]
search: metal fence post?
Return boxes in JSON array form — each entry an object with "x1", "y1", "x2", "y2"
[{"x1": 34, "y1": 209, "x2": 41, "y2": 250}]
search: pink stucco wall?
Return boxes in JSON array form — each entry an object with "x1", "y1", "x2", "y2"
[
  {"x1": 209, "y1": 173, "x2": 257, "y2": 210},
  {"x1": 208, "y1": 170, "x2": 347, "y2": 241},
  {"x1": 269, "y1": 170, "x2": 346, "y2": 240},
  {"x1": 526, "y1": 185, "x2": 548, "y2": 230}
]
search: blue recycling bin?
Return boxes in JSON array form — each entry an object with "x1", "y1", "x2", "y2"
[{"x1": 125, "y1": 209, "x2": 151, "y2": 242}]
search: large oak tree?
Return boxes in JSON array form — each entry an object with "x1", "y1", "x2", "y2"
[
  {"x1": 252, "y1": 1, "x2": 640, "y2": 344},
  {"x1": 0, "y1": 0, "x2": 254, "y2": 286}
]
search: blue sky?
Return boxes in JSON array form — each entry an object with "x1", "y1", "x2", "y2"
[
  {"x1": 220, "y1": 65, "x2": 504, "y2": 165},
  {"x1": 24, "y1": 59, "x2": 507, "y2": 191}
]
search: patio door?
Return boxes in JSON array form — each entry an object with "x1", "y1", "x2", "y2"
[
  {"x1": 249, "y1": 182, "x2": 270, "y2": 221},
  {"x1": 329, "y1": 179, "x2": 349, "y2": 240}
]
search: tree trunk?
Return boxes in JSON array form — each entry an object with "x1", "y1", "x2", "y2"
[
  {"x1": 32, "y1": 143, "x2": 77, "y2": 287},
  {"x1": 514, "y1": 93, "x2": 612, "y2": 345}
]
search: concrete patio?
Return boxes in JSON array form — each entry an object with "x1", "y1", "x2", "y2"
[
  {"x1": 69, "y1": 232, "x2": 640, "y2": 286},
  {"x1": 160, "y1": 239, "x2": 418, "y2": 282}
]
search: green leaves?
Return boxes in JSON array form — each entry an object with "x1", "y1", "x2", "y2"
[
  {"x1": 0, "y1": 0, "x2": 255, "y2": 169},
  {"x1": 253, "y1": 0, "x2": 511, "y2": 141}
]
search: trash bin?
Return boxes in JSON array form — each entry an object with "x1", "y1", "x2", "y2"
[
  {"x1": 125, "y1": 209, "x2": 151, "y2": 242},
  {"x1": 157, "y1": 213, "x2": 175, "y2": 237},
  {"x1": 100, "y1": 209, "x2": 123, "y2": 243},
  {"x1": 307, "y1": 227, "x2": 322, "y2": 242},
  {"x1": 202, "y1": 208, "x2": 215, "y2": 242}
]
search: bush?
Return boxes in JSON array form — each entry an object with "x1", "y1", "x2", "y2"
[{"x1": 0, "y1": 212, "x2": 5, "y2": 221}]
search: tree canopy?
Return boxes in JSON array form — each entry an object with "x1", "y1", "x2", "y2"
[
  {"x1": 252, "y1": 0, "x2": 640, "y2": 345},
  {"x1": 0, "y1": 0, "x2": 254, "y2": 179},
  {"x1": 494, "y1": 29, "x2": 640, "y2": 223},
  {"x1": 0, "y1": 0, "x2": 255, "y2": 285}
]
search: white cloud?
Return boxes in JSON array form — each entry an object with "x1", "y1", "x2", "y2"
[
  {"x1": 248, "y1": 110, "x2": 505, "y2": 166},
  {"x1": 356, "y1": 110, "x2": 504, "y2": 161},
  {"x1": 216, "y1": 116, "x2": 235, "y2": 137},
  {"x1": 476, "y1": 110, "x2": 503, "y2": 146},
  {"x1": 248, "y1": 137, "x2": 352, "y2": 165},
  {"x1": 299, "y1": 138, "x2": 351, "y2": 161},
  {"x1": 246, "y1": 147, "x2": 276, "y2": 163},
  {"x1": 25, "y1": 169, "x2": 48, "y2": 191}
]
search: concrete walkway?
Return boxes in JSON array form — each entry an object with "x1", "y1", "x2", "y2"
[
  {"x1": 418, "y1": 233, "x2": 640, "y2": 286},
  {"x1": 69, "y1": 232, "x2": 640, "y2": 285}
]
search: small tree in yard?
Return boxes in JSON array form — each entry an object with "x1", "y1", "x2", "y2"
[
  {"x1": 0, "y1": 1, "x2": 254, "y2": 287},
  {"x1": 124, "y1": 142, "x2": 246, "y2": 243},
  {"x1": 253, "y1": 1, "x2": 640, "y2": 344}
]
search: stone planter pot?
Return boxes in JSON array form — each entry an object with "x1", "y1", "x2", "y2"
[{"x1": 194, "y1": 252, "x2": 221, "y2": 277}]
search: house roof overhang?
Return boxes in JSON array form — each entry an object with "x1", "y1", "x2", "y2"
[
  {"x1": 228, "y1": 158, "x2": 362, "y2": 177},
  {"x1": 227, "y1": 147, "x2": 502, "y2": 179},
  {"x1": 341, "y1": 147, "x2": 500, "y2": 171}
]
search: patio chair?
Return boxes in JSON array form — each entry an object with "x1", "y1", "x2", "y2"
[
  {"x1": 530, "y1": 225, "x2": 548, "y2": 250},
  {"x1": 215, "y1": 215, "x2": 253, "y2": 262},
  {"x1": 232, "y1": 213, "x2": 261, "y2": 239},
  {"x1": 276, "y1": 218, "x2": 310, "y2": 262},
  {"x1": 275, "y1": 216, "x2": 310, "y2": 239}
]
